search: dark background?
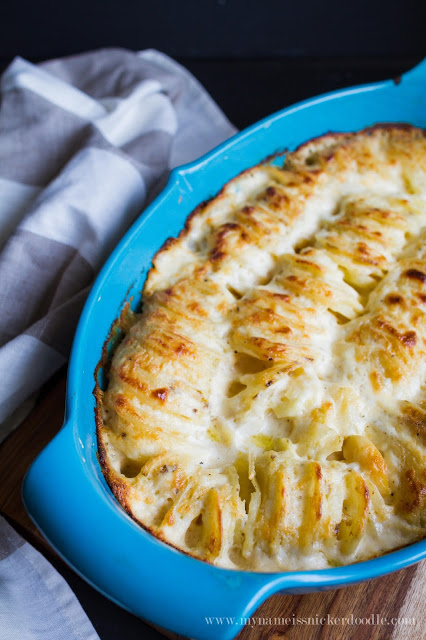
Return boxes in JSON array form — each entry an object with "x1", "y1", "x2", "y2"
[
  {"x1": 1, "y1": 1, "x2": 425, "y2": 638},
  {"x1": 2, "y1": 0, "x2": 425, "y2": 60},
  {"x1": 1, "y1": 0, "x2": 425, "y2": 129}
]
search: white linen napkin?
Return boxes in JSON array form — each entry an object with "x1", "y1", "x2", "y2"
[
  {"x1": 0, "y1": 516, "x2": 100, "y2": 640},
  {"x1": 0, "y1": 48, "x2": 237, "y2": 438}
]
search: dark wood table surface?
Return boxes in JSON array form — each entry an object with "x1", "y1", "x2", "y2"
[{"x1": 1, "y1": 56, "x2": 425, "y2": 640}]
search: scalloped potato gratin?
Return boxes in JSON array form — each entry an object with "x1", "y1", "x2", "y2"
[{"x1": 96, "y1": 125, "x2": 426, "y2": 571}]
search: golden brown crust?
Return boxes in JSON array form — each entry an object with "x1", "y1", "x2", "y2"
[{"x1": 96, "y1": 124, "x2": 426, "y2": 571}]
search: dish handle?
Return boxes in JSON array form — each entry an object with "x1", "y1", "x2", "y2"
[
  {"x1": 23, "y1": 424, "x2": 302, "y2": 640},
  {"x1": 400, "y1": 57, "x2": 426, "y2": 85},
  {"x1": 21, "y1": 425, "x2": 288, "y2": 640},
  {"x1": 185, "y1": 573, "x2": 303, "y2": 640}
]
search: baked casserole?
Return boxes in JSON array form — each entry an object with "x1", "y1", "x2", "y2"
[{"x1": 96, "y1": 124, "x2": 426, "y2": 571}]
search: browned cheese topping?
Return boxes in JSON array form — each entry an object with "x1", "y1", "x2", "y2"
[{"x1": 96, "y1": 126, "x2": 426, "y2": 570}]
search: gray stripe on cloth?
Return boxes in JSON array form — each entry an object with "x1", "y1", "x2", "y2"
[
  {"x1": 0, "y1": 179, "x2": 41, "y2": 250},
  {"x1": 0, "y1": 516, "x2": 100, "y2": 640},
  {"x1": 0, "y1": 517, "x2": 25, "y2": 560},
  {"x1": 0, "y1": 336, "x2": 65, "y2": 425},
  {"x1": 0, "y1": 230, "x2": 93, "y2": 349},
  {"x1": 121, "y1": 129, "x2": 173, "y2": 168},
  {"x1": 25, "y1": 286, "x2": 91, "y2": 357},
  {"x1": 0, "y1": 88, "x2": 93, "y2": 187}
]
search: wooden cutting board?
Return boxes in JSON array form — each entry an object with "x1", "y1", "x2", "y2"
[{"x1": 1, "y1": 369, "x2": 424, "y2": 640}]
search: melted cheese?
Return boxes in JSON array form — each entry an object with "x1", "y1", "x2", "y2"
[{"x1": 97, "y1": 125, "x2": 426, "y2": 571}]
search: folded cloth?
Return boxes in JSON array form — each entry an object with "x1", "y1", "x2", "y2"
[
  {"x1": 0, "y1": 48, "x2": 237, "y2": 438},
  {"x1": 0, "y1": 515, "x2": 100, "y2": 640}
]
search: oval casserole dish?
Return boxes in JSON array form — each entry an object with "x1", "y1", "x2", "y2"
[{"x1": 24, "y1": 59, "x2": 426, "y2": 640}]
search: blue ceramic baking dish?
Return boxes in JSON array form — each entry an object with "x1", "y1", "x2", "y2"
[{"x1": 23, "y1": 59, "x2": 426, "y2": 640}]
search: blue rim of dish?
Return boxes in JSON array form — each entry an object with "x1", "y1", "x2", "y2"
[{"x1": 23, "y1": 58, "x2": 426, "y2": 640}]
